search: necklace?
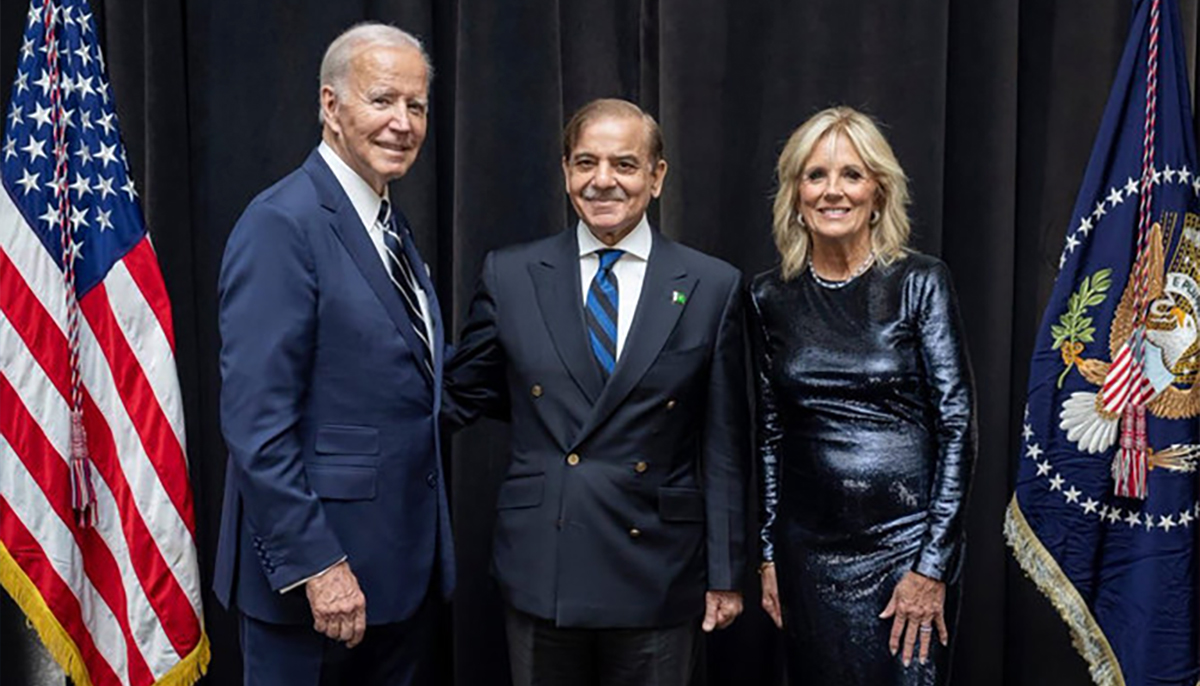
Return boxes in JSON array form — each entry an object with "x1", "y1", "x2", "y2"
[{"x1": 808, "y1": 251, "x2": 875, "y2": 289}]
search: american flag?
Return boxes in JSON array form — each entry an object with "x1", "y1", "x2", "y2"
[{"x1": 0, "y1": 1, "x2": 209, "y2": 685}]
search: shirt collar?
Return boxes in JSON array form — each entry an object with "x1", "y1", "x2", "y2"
[
  {"x1": 576, "y1": 215, "x2": 652, "y2": 261},
  {"x1": 319, "y1": 141, "x2": 387, "y2": 231}
]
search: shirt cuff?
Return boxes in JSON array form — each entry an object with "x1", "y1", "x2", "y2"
[{"x1": 279, "y1": 556, "x2": 347, "y2": 594}]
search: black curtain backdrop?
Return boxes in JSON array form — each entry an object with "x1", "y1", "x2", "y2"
[{"x1": 3, "y1": 1, "x2": 1199, "y2": 685}]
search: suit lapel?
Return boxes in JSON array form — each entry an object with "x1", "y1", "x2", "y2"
[
  {"x1": 530, "y1": 229, "x2": 604, "y2": 404},
  {"x1": 574, "y1": 232, "x2": 695, "y2": 445},
  {"x1": 306, "y1": 151, "x2": 434, "y2": 387}
]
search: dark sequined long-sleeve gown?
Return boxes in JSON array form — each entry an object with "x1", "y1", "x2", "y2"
[{"x1": 749, "y1": 253, "x2": 976, "y2": 686}]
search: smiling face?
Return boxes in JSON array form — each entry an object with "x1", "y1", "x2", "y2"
[
  {"x1": 563, "y1": 115, "x2": 667, "y2": 245},
  {"x1": 797, "y1": 131, "x2": 879, "y2": 249},
  {"x1": 321, "y1": 43, "x2": 429, "y2": 194}
]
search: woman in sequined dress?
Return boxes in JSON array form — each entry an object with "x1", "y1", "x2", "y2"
[{"x1": 750, "y1": 107, "x2": 976, "y2": 685}]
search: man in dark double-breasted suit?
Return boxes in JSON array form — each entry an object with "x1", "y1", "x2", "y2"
[
  {"x1": 445, "y1": 98, "x2": 749, "y2": 686},
  {"x1": 214, "y1": 24, "x2": 452, "y2": 686}
]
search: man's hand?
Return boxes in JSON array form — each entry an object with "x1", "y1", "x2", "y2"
[
  {"x1": 760, "y1": 563, "x2": 783, "y2": 629},
  {"x1": 306, "y1": 560, "x2": 367, "y2": 648},
  {"x1": 702, "y1": 590, "x2": 743, "y2": 632}
]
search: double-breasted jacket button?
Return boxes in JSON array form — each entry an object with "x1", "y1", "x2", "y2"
[
  {"x1": 531, "y1": 384, "x2": 543, "y2": 398},
  {"x1": 426, "y1": 471, "x2": 438, "y2": 488},
  {"x1": 634, "y1": 461, "x2": 648, "y2": 474},
  {"x1": 665, "y1": 399, "x2": 677, "y2": 410},
  {"x1": 629, "y1": 528, "x2": 641, "y2": 538},
  {"x1": 566, "y1": 453, "x2": 580, "y2": 466}
]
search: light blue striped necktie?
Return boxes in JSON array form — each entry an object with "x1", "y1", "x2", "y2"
[{"x1": 585, "y1": 249, "x2": 623, "y2": 378}]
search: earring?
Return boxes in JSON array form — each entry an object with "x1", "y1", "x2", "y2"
[
  {"x1": 870, "y1": 210, "x2": 881, "y2": 226},
  {"x1": 796, "y1": 211, "x2": 807, "y2": 229}
]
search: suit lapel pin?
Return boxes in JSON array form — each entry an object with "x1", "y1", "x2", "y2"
[{"x1": 671, "y1": 290, "x2": 687, "y2": 305}]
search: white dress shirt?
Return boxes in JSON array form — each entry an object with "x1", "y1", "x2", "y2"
[
  {"x1": 318, "y1": 142, "x2": 435, "y2": 347},
  {"x1": 577, "y1": 216, "x2": 652, "y2": 360}
]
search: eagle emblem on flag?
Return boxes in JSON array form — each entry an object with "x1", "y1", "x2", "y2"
[{"x1": 1057, "y1": 217, "x2": 1200, "y2": 474}]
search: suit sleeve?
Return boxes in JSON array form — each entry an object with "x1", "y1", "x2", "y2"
[
  {"x1": 747, "y1": 285, "x2": 780, "y2": 564},
  {"x1": 702, "y1": 271, "x2": 751, "y2": 590},
  {"x1": 442, "y1": 251, "x2": 511, "y2": 430},
  {"x1": 913, "y1": 261, "x2": 977, "y2": 582},
  {"x1": 218, "y1": 201, "x2": 345, "y2": 592}
]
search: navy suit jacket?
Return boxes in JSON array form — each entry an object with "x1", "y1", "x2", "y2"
[
  {"x1": 444, "y1": 227, "x2": 749, "y2": 629},
  {"x1": 213, "y1": 148, "x2": 454, "y2": 625}
]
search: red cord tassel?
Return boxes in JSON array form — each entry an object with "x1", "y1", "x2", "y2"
[
  {"x1": 69, "y1": 409, "x2": 97, "y2": 528},
  {"x1": 1113, "y1": 404, "x2": 1148, "y2": 499}
]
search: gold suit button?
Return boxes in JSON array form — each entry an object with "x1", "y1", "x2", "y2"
[
  {"x1": 566, "y1": 453, "x2": 580, "y2": 466},
  {"x1": 666, "y1": 399, "x2": 677, "y2": 410},
  {"x1": 629, "y1": 528, "x2": 641, "y2": 538},
  {"x1": 531, "y1": 384, "x2": 543, "y2": 398},
  {"x1": 634, "y1": 461, "x2": 648, "y2": 473}
]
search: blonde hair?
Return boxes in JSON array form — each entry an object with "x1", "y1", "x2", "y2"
[{"x1": 771, "y1": 106, "x2": 911, "y2": 280}]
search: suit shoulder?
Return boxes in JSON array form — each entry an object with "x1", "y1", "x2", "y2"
[
  {"x1": 230, "y1": 166, "x2": 322, "y2": 233},
  {"x1": 484, "y1": 232, "x2": 568, "y2": 269},
  {"x1": 223, "y1": 166, "x2": 327, "y2": 267},
  {"x1": 242, "y1": 165, "x2": 322, "y2": 219},
  {"x1": 667, "y1": 239, "x2": 742, "y2": 285}
]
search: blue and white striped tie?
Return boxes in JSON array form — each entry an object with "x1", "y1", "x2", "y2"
[{"x1": 586, "y1": 249, "x2": 623, "y2": 378}]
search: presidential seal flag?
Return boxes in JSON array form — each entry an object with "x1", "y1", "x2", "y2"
[
  {"x1": 0, "y1": 0, "x2": 209, "y2": 685},
  {"x1": 1006, "y1": 0, "x2": 1200, "y2": 684}
]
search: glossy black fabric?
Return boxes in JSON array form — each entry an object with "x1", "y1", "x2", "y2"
[{"x1": 749, "y1": 253, "x2": 977, "y2": 686}]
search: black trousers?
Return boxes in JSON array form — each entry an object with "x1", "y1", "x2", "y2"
[
  {"x1": 505, "y1": 605, "x2": 700, "y2": 686},
  {"x1": 238, "y1": 591, "x2": 438, "y2": 686}
]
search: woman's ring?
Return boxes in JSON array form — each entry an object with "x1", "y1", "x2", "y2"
[{"x1": 919, "y1": 624, "x2": 933, "y2": 633}]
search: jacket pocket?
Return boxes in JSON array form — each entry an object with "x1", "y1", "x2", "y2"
[
  {"x1": 315, "y1": 425, "x2": 380, "y2": 455},
  {"x1": 496, "y1": 474, "x2": 545, "y2": 509},
  {"x1": 658, "y1": 486, "x2": 705, "y2": 522},
  {"x1": 307, "y1": 465, "x2": 377, "y2": 500}
]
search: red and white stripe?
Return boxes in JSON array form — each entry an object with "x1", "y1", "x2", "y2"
[
  {"x1": 1100, "y1": 341, "x2": 1156, "y2": 414},
  {"x1": 0, "y1": 183, "x2": 204, "y2": 685}
]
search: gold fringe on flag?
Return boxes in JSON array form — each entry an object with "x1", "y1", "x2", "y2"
[
  {"x1": 0, "y1": 540, "x2": 210, "y2": 686},
  {"x1": 1004, "y1": 496, "x2": 1124, "y2": 686},
  {"x1": 153, "y1": 631, "x2": 211, "y2": 686}
]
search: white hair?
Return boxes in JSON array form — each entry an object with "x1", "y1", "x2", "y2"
[{"x1": 317, "y1": 22, "x2": 433, "y2": 124}]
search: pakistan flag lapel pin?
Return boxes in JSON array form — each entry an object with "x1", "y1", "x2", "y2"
[{"x1": 671, "y1": 290, "x2": 687, "y2": 305}]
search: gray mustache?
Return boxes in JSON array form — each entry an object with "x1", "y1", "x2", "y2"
[{"x1": 582, "y1": 187, "x2": 628, "y2": 201}]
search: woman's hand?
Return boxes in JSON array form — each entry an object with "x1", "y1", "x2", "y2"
[
  {"x1": 760, "y1": 562, "x2": 783, "y2": 628},
  {"x1": 879, "y1": 571, "x2": 947, "y2": 666}
]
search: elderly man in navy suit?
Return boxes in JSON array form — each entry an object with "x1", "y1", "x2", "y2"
[
  {"x1": 214, "y1": 23, "x2": 452, "y2": 686},
  {"x1": 445, "y1": 99, "x2": 749, "y2": 686}
]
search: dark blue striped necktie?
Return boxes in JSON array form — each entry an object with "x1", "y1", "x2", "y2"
[
  {"x1": 586, "y1": 249, "x2": 623, "y2": 378},
  {"x1": 378, "y1": 200, "x2": 434, "y2": 378}
]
